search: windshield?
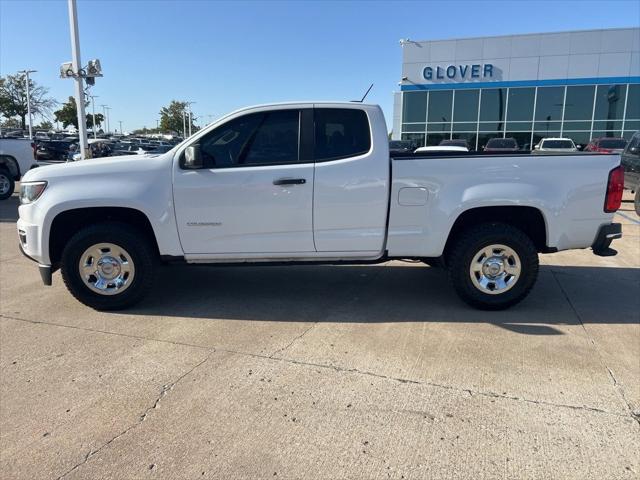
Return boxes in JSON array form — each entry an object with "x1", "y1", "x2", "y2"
[
  {"x1": 599, "y1": 139, "x2": 626, "y2": 148},
  {"x1": 486, "y1": 138, "x2": 517, "y2": 148},
  {"x1": 542, "y1": 140, "x2": 574, "y2": 149}
]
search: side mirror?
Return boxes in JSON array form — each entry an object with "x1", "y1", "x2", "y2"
[
  {"x1": 534, "y1": 145, "x2": 540, "y2": 150},
  {"x1": 184, "y1": 145, "x2": 203, "y2": 169},
  {"x1": 630, "y1": 146, "x2": 639, "y2": 154}
]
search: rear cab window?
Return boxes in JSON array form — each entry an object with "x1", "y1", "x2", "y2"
[{"x1": 313, "y1": 108, "x2": 371, "y2": 161}]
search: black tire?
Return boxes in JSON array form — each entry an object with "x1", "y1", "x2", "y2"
[
  {"x1": 447, "y1": 223, "x2": 539, "y2": 310},
  {"x1": 0, "y1": 168, "x2": 15, "y2": 200},
  {"x1": 635, "y1": 189, "x2": 640, "y2": 217},
  {"x1": 60, "y1": 222, "x2": 156, "y2": 310}
]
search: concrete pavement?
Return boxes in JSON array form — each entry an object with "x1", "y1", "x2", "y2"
[{"x1": 1, "y1": 192, "x2": 638, "y2": 479}]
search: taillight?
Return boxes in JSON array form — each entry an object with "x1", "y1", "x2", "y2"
[{"x1": 604, "y1": 165, "x2": 624, "y2": 212}]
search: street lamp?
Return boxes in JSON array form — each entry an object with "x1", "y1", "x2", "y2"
[
  {"x1": 118, "y1": 120, "x2": 123, "y2": 134},
  {"x1": 18, "y1": 69, "x2": 37, "y2": 139},
  {"x1": 100, "y1": 104, "x2": 110, "y2": 134},
  {"x1": 66, "y1": 0, "x2": 88, "y2": 159},
  {"x1": 89, "y1": 94, "x2": 98, "y2": 139}
]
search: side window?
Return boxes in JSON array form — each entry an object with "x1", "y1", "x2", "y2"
[
  {"x1": 313, "y1": 108, "x2": 371, "y2": 162},
  {"x1": 198, "y1": 109, "x2": 300, "y2": 168}
]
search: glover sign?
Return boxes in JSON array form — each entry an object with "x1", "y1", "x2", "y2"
[{"x1": 423, "y1": 64, "x2": 494, "y2": 81}]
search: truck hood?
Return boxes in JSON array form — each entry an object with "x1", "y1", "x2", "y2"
[{"x1": 22, "y1": 153, "x2": 170, "y2": 182}]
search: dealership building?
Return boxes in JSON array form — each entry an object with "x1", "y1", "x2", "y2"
[{"x1": 392, "y1": 28, "x2": 640, "y2": 150}]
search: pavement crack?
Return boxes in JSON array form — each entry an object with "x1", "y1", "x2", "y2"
[
  {"x1": 551, "y1": 269, "x2": 640, "y2": 427},
  {"x1": 54, "y1": 350, "x2": 215, "y2": 479}
]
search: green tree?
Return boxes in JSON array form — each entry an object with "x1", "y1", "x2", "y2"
[
  {"x1": 0, "y1": 74, "x2": 57, "y2": 129},
  {"x1": 159, "y1": 100, "x2": 195, "y2": 135},
  {"x1": 53, "y1": 96, "x2": 104, "y2": 129},
  {"x1": 37, "y1": 120, "x2": 53, "y2": 130}
]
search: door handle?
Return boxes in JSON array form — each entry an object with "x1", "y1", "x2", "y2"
[{"x1": 273, "y1": 178, "x2": 306, "y2": 185}]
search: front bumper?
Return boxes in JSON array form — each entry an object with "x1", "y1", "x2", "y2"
[
  {"x1": 591, "y1": 223, "x2": 622, "y2": 257},
  {"x1": 18, "y1": 241, "x2": 53, "y2": 286}
]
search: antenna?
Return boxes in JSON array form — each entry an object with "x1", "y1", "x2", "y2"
[{"x1": 351, "y1": 83, "x2": 374, "y2": 103}]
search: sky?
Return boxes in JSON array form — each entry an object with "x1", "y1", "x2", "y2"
[{"x1": 1, "y1": 0, "x2": 639, "y2": 132}]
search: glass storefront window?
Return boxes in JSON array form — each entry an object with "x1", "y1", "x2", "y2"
[
  {"x1": 453, "y1": 90, "x2": 479, "y2": 122},
  {"x1": 534, "y1": 121, "x2": 562, "y2": 134},
  {"x1": 591, "y1": 131, "x2": 622, "y2": 139},
  {"x1": 479, "y1": 122, "x2": 505, "y2": 132},
  {"x1": 625, "y1": 84, "x2": 639, "y2": 120},
  {"x1": 427, "y1": 122, "x2": 451, "y2": 133},
  {"x1": 402, "y1": 92, "x2": 427, "y2": 123},
  {"x1": 594, "y1": 85, "x2": 626, "y2": 121},
  {"x1": 452, "y1": 122, "x2": 477, "y2": 132},
  {"x1": 402, "y1": 123, "x2": 426, "y2": 133},
  {"x1": 562, "y1": 121, "x2": 591, "y2": 131},
  {"x1": 401, "y1": 133, "x2": 425, "y2": 147},
  {"x1": 593, "y1": 120, "x2": 623, "y2": 131},
  {"x1": 479, "y1": 89, "x2": 506, "y2": 124},
  {"x1": 564, "y1": 85, "x2": 595, "y2": 120},
  {"x1": 623, "y1": 120, "x2": 640, "y2": 131},
  {"x1": 506, "y1": 121, "x2": 532, "y2": 131},
  {"x1": 426, "y1": 133, "x2": 449, "y2": 146},
  {"x1": 427, "y1": 91, "x2": 453, "y2": 123},
  {"x1": 535, "y1": 86, "x2": 564, "y2": 122},
  {"x1": 507, "y1": 88, "x2": 535, "y2": 122}
]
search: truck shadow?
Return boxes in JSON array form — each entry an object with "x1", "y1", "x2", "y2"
[
  {"x1": 127, "y1": 263, "x2": 640, "y2": 334},
  {"x1": 0, "y1": 195, "x2": 19, "y2": 222}
]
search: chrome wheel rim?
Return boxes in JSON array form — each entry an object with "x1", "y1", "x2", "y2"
[
  {"x1": 79, "y1": 243, "x2": 135, "y2": 295},
  {"x1": 469, "y1": 244, "x2": 521, "y2": 295},
  {"x1": 0, "y1": 173, "x2": 10, "y2": 195}
]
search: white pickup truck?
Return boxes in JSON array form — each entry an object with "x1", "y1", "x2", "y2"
[
  {"x1": 17, "y1": 102, "x2": 623, "y2": 310},
  {"x1": 0, "y1": 138, "x2": 38, "y2": 200}
]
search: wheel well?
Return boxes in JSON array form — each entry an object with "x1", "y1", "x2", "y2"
[
  {"x1": 0, "y1": 155, "x2": 20, "y2": 179},
  {"x1": 444, "y1": 206, "x2": 548, "y2": 257},
  {"x1": 49, "y1": 207, "x2": 159, "y2": 267}
]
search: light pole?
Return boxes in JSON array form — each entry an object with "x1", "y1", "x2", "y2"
[
  {"x1": 118, "y1": 120, "x2": 123, "y2": 134},
  {"x1": 66, "y1": 0, "x2": 88, "y2": 160},
  {"x1": 89, "y1": 94, "x2": 98, "y2": 139},
  {"x1": 182, "y1": 110, "x2": 186, "y2": 138},
  {"x1": 18, "y1": 69, "x2": 37, "y2": 139},
  {"x1": 100, "y1": 104, "x2": 109, "y2": 134}
]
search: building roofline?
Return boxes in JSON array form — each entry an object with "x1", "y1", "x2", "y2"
[{"x1": 402, "y1": 26, "x2": 640, "y2": 46}]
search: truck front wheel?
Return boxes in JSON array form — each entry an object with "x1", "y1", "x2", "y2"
[
  {"x1": 447, "y1": 223, "x2": 539, "y2": 310},
  {"x1": 60, "y1": 223, "x2": 155, "y2": 310}
]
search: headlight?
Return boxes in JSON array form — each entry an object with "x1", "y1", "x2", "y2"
[{"x1": 19, "y1": 181, "x2": 47, "y2": 204}]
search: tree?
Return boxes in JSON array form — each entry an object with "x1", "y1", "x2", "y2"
[
  {"x1": 53, "y1": 96, "x2": 104, "y2": 129},
  {"x1": 37, "y1": 120, "x2": 53, "y2": 130},
  {"x1": 0, "y1": 74, "x2": 57, "y2": 129},
  {"x1": 159, "y1": 100, "x2": 195, "y2": 135}
]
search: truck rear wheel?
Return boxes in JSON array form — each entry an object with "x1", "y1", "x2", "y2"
[
  {"x1": 61, "y1": 223, "x2": 155, "y2": 310},
  {"x1": 0, "y1": 168, "x2": 15, "y2": 200},
  {"x1": 447, "y1": 223, "x2": 539, "y2": 310}
]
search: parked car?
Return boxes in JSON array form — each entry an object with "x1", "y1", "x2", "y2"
[
  {"x1": 36, "y1": 140, "x2": 75, "y2": 161},
  {"x1": 439, "y1": 139, "x2": 470, "y2": 149},
  {"x1": 18, "y1": 102, "x2": 622, "y2": 311},
  {"x1": 0, "y1": 138, "x2": 38, "y2": 199},
  {"x1": 621, "y1": 131, "x2": 640, "y2": 215},
  {"x1": 533, "y1": 138, "x2": 578, "y2": 153},
  {"x1": 389, "y1": 140, "x2": 416, "y2": 155},
  {"x1": 585, "y1": 137, "x2": 627, "y2": 153},
  {"x1": 483, "y1": 138, "x2": 519, "y2": 152},
  {"x1": 414, "y1": 145, "x2": 469, "y2": 153}
]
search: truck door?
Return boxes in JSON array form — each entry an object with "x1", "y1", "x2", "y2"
[
  {"x1": 312, "y1": 105, "x2": 390, "y2": 254},
  {"x1": 173, "y1": 108, "x2": 315, "y2": 255}
]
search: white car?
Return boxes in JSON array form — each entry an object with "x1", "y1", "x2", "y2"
[
  {"x1": 415, "y1": 145, "x2": 469, "y2": 153},
  {"x1": 533, "y1": 138, "x2": 578, "y2": 153},
  {"x1": 17, "y1": 102, "x2": 623, "y2": 311},
  {"x1": 0, "y1": 138, "x2": 38, "y2": 200}
]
